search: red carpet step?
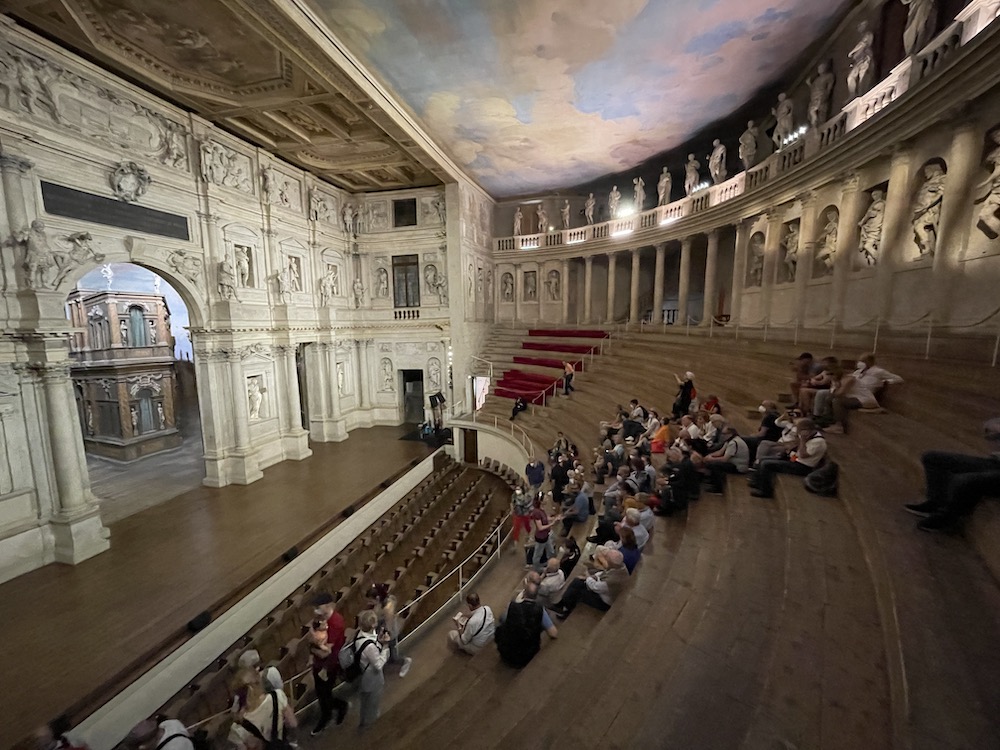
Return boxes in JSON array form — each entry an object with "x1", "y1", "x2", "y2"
[
  {"x1": 512, "y1": 355, "x2": 585, "y2": 372},
  {"x1": 522, "y1": 341, "x2": 596, "y2": 354},
  {"x1": 528, "y1": 329, "x2": 609, "y2": 339}
]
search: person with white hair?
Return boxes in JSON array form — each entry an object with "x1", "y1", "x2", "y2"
[
  {"x1": 126, "y1": 719, "x2": 192, "y2": 750},
  {"x1": 619, "y1": 507, "x2": 649, "y2": 550},
  {"x1": 672, "y1": 371, "x2": 696, "y2": 419},
  {"x1": 551, "y1": 554, "x2": 628, "y2": 619},
  {"x1": 229, "y1": 666, "x2": 296, "y2": 749},
  {"x1": 343, "y1": 608, "x2": 391, "y2": 727}
]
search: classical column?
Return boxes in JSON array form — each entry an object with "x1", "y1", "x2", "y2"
[
  {"x1": 227, "y1": 353, "x2": 252, "y2": 451},
  {"x1": 281, "y1": 345, "x2": 304, "y2": 433},
  {"x1": 831, "y1": 172, "x2": 864, "y2": 324},
  {"x1": 677, "y1": 237, "x2": 693, "y2": 324},
  {"x1": 326, "y1": 343, "x2": 342, "y2": 420},
  {"x1": 875, "y1": 146, "x2": 913, "y2": 321},
  {"x1": 357, "y1": 339, "x2": 372, "y2": 410},
  {"x1": 583, "y1": 256, "x2": 594, "y2": 324},
  {"x1": 513, "y1": 264, "x2": 523, "y2": 324},
  {"x1": 561, "y1": 259, "x2": 570, "y2": 323},
  {"x1": 605, "y1": 252, "x2": 618, "y2": 324},
  {"x1": 729, "y1": 222, "x2": 750, "y2": 324},
  {"x1": 628, "y1": 248, "x2": 641, "y2": 325},
  {"x1": 793, "y1": 191, "x2": 820, "y2": 325},
  {"x1": 932, "y1": 118, "x2": 980, "y2": 324},
  {"x1": 701, "y1": 230, "x2": 720, "y2": 325},
  {"x1": 652, "y1": 243, "x2": 666, "y2": 324},
  {"x1": 0, "y1": 153, "x2": 32, "y2": 239},
  {"x1": 760, "y1": 211, "x2": 784, "y2": 323},
  {"x1": 40, "y1": 364, "x2": 89, "y2": 513}
]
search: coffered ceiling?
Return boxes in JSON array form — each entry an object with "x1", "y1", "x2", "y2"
[{"x1": 5, "y1": 0, "x2": 447, "y2": 192}]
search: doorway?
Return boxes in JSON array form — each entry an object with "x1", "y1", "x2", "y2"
[
  {"x1": 462, "y1": 428, "x2": 478, "y2": 464},
  {"x1": 401, "y1": 369, "x2": 425, "y2": 424}
]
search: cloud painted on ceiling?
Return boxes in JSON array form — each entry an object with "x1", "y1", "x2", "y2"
[{"x1": 309, "y1": 0, "x2": 848, "y2": 197}]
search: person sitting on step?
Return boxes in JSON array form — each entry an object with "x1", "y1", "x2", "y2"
[
  {"x1": 703, "y1": 427, "x2": 751, "y2": 494},
  {"x1": 509, "y1": 396, "x2": 527, "y2": 421},
  {"x1": 753, "y1": 407, "x2": 803, "y2": 465},
  {"x1": 852, "y1": 352, "x2": 903, "y2": 405},
  {"x1": 551, "y1": 554, "x2": 628, "y2": 619},
  {"x1": 743, "y1": 400, "x2": 784, "y2": 464},
  {"x1": 750, "y1": 418, "x2": 828, "y2": 498}
]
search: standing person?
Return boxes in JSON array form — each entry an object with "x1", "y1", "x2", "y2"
[
  {"x1": 447, "y1": 592, "x2": 496, "y2": 654},
  {"x1": 558, "y1": 536, "x2": 581, "y2": 578},
  {"x1": 672, "y1": 371, "x2": 696, "y2": 419},
  {"x1": 529, "y1": 493, "x2": 561, "y2": 572},
  {"x1": 550, "y1": 454, "x2": 571, "y2": 501},
  {"x1": 307, "y1": 616, "x2": 347, "y2": 735},
  {"x1": 510, "y1": 486, "x2": 534, "y2": 544},
  {"x1": 125, "y1": 720, "x2": 192, "y2": 750},
  {"x1": 525, "y1": 458, "x2": 546, "y2": 494},
  {"x1": 549, "y1": 432, "x2": 570, "y2": 462},
  {"x1": 341, "y1": 609, "x2": 390, "y2": 728},
  {"x1": 238, "y1": 667, "x2": 297, "y2": 749},
  {"x1": 379, "y1": 595, "x2": 412, "y2": 677},
  {"x1": 562, "y1": 361, "x2": 576, "y2": 395}
]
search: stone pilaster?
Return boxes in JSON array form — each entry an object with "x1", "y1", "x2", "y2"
[
  {"x1": 677, "y1": 237, "x2": 693, "y2": 324},
  {"x1": 652, "y1": 244, "x2": 666, "y2": 324},
  {"x1": 730, "y1": 222, "x2": 749, "y2": 324},
  {"x1": 760, "y1": 210, "x2": 785, "y2": 323},
  {"x1": 583, "y1": 256, "x2": 594, "y2": 324},
  {"x1": 628, "y1": 248, "x2": 641, "y2": 325},
  {"x1": 605, "y1": 252, "x2": 618, "y2": 324},
  {"x1": 701, "y1": 230, "x2": 720, "y2": 325},
  {"x1": 793, "y1": 191, "x2": 820, "y2": 324},
  {"x1": 831, "y1": 172, "x2": 865, "y2": 324},
  {"x1": 875, "y1": 146, "x2": 913, "y2": 321}
]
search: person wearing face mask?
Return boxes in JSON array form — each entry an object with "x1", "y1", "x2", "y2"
[
  {"x1": 511, "y1": 485, "x2": 534, "y2": 544},
  {"x1": 852, "y1": 353, "x2": 903, "y2": 402},
  {"x1": 750, "y1": 418, "x2": 828, "y2": 498},
  {"x1": 703, "y1": 426, "x2": 751, "y2": 494},
  {"x1": 743, "y1": 400, "x2": 783, "y2": 464}
]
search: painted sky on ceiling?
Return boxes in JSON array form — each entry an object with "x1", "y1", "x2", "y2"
[{"x1": 309, "y1": 0, "x2": 849, "y2": 197}]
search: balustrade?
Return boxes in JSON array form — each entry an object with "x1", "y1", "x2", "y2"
[
  {"x1": 914, "y1": 23, "x2": 963, "y2": 82},
  {"x1": 394, "y1": 308, "x2": 420, "y2": 320}
]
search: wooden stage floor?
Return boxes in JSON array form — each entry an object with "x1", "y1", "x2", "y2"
[{"x1": 0, "y1": 425, "x2": 432, "y2": 747}]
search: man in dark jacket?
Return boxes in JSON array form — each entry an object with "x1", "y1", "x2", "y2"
[
  {"x1": 525, "y1": 459, "x2": 546, "y2": 494},
  {"x1": 496, "y1": 583, "x2": 557, "y2": 668}
]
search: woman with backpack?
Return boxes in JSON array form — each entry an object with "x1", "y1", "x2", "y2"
[{"x1": 339, "y1": 610, "x2": 390, "y2": 728}]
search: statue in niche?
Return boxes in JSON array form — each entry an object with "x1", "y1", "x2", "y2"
[
  {"x1": 975, "y1": 129, "x2": 1000, "y2": 239},
  {"x1": 261, "y1": 166, "x2": 278, "y2": 205},
  {"x1": 485, "y1": 268, "x2": 493, "y2": 302},
  {"x1": 424, "y1": 264, "x2": 448, "y2": 301},
  {"x1": 320, "y1": 265, "x2": 340, "y2": 305},
  {"x1": 657, "y1": 168, "x2": 672, "y2": 206},
  {"x1": 585, "y1": 193, "x2": 596, "y2": 224},
  {"x1": 247, "y1": 377, "x2": 263, "y2": 420},
  {"x1": 130, "y1": 406, "x2": 138, "y2": 434},
  {"x1": 633, "y1": 176, "x2": 646, "y2": 211},
  {"x1": 858, "y1": 189, "x2": 887, "y2": 265},
  {"x1": 148, "y1": 319, "x2": 157, "y2": 345},
  {"x1": 536, "y1": 205, "x2": 548, "y2": 233},
  {"x1": 343, "y1": 204, "x2": 357, "y2": 236},
  {"x1": 847, "y1": 22, "x2": 876, "y2": 98},
  {"x1": 748, "y1": 235, "x2": 765, "y2": 287},
  {"x1": 157, "y1": 403, "x2": 166, "y2": 430},
  {"x1": 608, "y1": 186, "x2": 621, "y2": 219},
  {"x1": 807, "y1": 62, "x2": 836, "y2": 128},
  {"x1": 476, "y1": 267, "x2": 484, "y2": 295},
  {"x1": 158, "y1": 121, "x2": 187, "y2": 169},
  {"x1": 287, "y1": 257, "x2": 301, "y2": 293},
  {"x1": 380, "y1": 358, "x2": 395, "y2": 392},
  {"x1": 119, "y1": 319, "x2": 129, "y2": 346},
  {"x1": 561, "y1": 200, "x2": 571, "y2": 230},
  {"x1": 501, "y1": 272, "x2": 514, "y2": 302},
  {"x1": 428, "y1": 358, "x2": 442, "y2": 392},
  {"x1": 911, "y1": 162, "x2": 946, "y2": 257},
  {"x1": 16, "y1": 219, "x2": 55, "y2": 289},
  {"x1": 275, "y1": 268, "x2": 291, "y2": 303},
  {"x1": 771, "y1": 93, "x2": 795, "y2": 149},
  {"x1": 337, "y1": 362, "x2": 346, "y2": 395},
  {"x1": 375, "y1": 267, "x2": 389, "y2": 297},
  {"x1": 708, "y1": 140, "x2": 727, "y2": 185},
  {"x1": 218, "y1": 253, "x2": 239, "y2": 300},
  {"x1": 901, "y1": 0, "x2": 937, "y2": 56},
  {"x1": 235, "y1": 246, "x2": 250, "y2": 287},
  {"x1": 782, "y1": 224, "x2": 800, "y2": 282},
  {"x1": 432, "y1": 193, "x2": 446, "y2": 224},
  {"x1": 684, "y1": 154, "x2": 701, "y2": 196},
  {"x1": 513, "y1": 207, "x2": 523, "y2": 236},
  {"x1": 309, "y1": 190, "x2": 331, "y2": 222},
  {"x1": 524, "y1": 271, "x2": 537, "y2": 302},
  {"x1": 816, "y1": 209, "x2": 839, "y2": 274},
  {"x1": 466, "y1": 264, "x2": 474, "y2": 300},
  {"x1": 739, "y1": 121, "x2": 759, "y2": 172},
  {"x1": 353, "y1": 278, "x2": 366, "y2": 308},
  {"x1": 85, "y1": 404, "x2": 94, "y2": 436},
  {"x1": 545, "y1": 270, "x2": 561, "y2": 301}
]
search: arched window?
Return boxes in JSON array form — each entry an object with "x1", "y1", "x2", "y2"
[
  {"x1": 136, "y1": 389, "x2": 155, "y2": 434},
  {"x1": 128, "y1": 306, "x2": 147, "y2": 347}
]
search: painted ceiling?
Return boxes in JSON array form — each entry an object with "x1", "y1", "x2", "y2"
[{"x1": 307, "y1": 0, "x2": 853, "y2": 197}]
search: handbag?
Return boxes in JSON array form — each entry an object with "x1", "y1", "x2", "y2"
[{"x1": 240, "y1": 692, "x2": 292, "y2": 750}]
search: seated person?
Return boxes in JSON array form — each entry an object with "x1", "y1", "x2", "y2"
[
  {"x1": 558, "y1": 536, "x2": 582, "y2": 578},
  {"x1": 623, "y1": 495, "x2": 655, "y2": 532},
  {"x1": 799, "y1": 356, "x2": 839, "y2": 416},
  {"x1": 654, "y1": 448, "x2": 701, "y2": 514},
  {"x1": 789, "y1": 352, "x2": 818, "y2": 407},
  {"x1": 496, "y1": 582, "x2": 558, "y2": 668},
  {"x1": 537, "y1": 557, "x2": 567, "y2": 605},
  {"x1": 588, "y1": 495, "x2": 626, "y2": 545},
  {"x1": 815, "y1": 368, "x2": 871, "y2": 434},
  {"x1": 620, "y1": 417, "x2": 646, "y2": 442},
  {"x1": 754, "y1": 407, "x2": 802, "y2": 465},
  {"x1": 649, "y1": 420, "x2": 672, "y2": 454},
  {"x1": 703, "y1": 427, "x2": 751, "y2": 494},
  {"x1": 560, "y1": 480, "x2": 590, "y2": 536},
  {"x1": 743, "y1": 400, "x2": 783, "y2": 463},
  {"x1": 601, "y1": 467, "x2": 632, "y2": 513},
  {"x1": 853, "y1": 352, "x2": 903, "y2": 404},
  {"x1": 701, "y1": 393, "x2": 722, "y2": 415},
  {"x1": 447, "y1": 592, "x2": 495, "y2": 655},
  {"x1": 618, "y1": 507, "x2": 649, "y2": 550},
  {"x1": 750, "y1": 418, "x2": 828, "y2": 498},
  {"x1": 596, "y1": 525, "x2": 642, "y2": 574},
  {"x1": 599, "y1": 405, "x2": 629, "y2": 439},
  {"x1": 509, "y1": 396, "x2": 528, "y2": 421},
  {"x1": 628, "y1": 399, "x2": 649, "y2": 421},
  {"x1": 548, "y1": 432, "x2": 570, "y2": 462},
  {"x1": 904, "y1": 418, "x2": 1000, "y2": 531},
  {"x1": 551, "y1": 556, "x2": 628, "y2": 619}
]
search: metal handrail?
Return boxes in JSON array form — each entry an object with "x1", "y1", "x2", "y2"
[{"x1": 463, "y1": 412, "x2": 536, "y2": 458}]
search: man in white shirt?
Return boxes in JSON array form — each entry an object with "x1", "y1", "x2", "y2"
[
  {"x1": 853, "y1": 352, "x2": 903, "y2": 399},
  {"x1": 537, "y1": 557, "x2": 566, "y2": 605},
  {"x1": 447, "y1": 592, "x2": 495, "y2": 654},
  {"x1": 750, "y1": 418, "x2": 828, "y2": 498},
  {"x1": 126, "y1": 719, "x2": 194, "y2": 750}
]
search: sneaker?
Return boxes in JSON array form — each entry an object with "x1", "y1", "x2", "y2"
[
  {"x1": 904, "y1": 501, "x2": 937, "y2": 517},
  {"x1": 399, "y1": 657, "x2": 413, "y2": 677},
  {"x1": 311, "y1": 722, "x2": 328, "y2": 737},
  {"x1": 917, "y1": 514, "x2": 955, "y2": 532}
]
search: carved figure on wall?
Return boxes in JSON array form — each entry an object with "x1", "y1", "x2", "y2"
[
  {"x1": 309, "y1": 190, "x2": 331, "y2": 222},
  {"x1": 261, "y1": 166, "x2": 278, "y2": 205},
  {"x1": 782, "y1": 223, "x2": 800, "y2": 282},
  {"x1": 337, "y1": 362, "x2": 346, "y2": 395},
  {"x1": 11, "y1": 55, "x2": 58, "y2": 122},
  {"x1": 608, "y1": 186, "x2": 621, "y2": 218},
  {"x1": 428, "y1": 358, "x2": 442, "y2": 392},
  {"x1": 157, "y1": 402, "x2": 166, "y2": 430},
  {"x1": 633, "y1": 176, "x2": 646, "y2": 211},
  {"x1": 424, "y1": 264, "x2": 448, "y2": 302},
  {"x1": 545, "y1": 270, "x2": 561, "y2": 301},
  {"x1": 247, "y1": 377, "x2": 263, "y2": 420},
  {"x1": 85, "y1": 404, "x2": 94, "y2": 436},
  {"x1": 901, "y1": 0, "x2": 937, "y2": 56},
  {"x1": 708, "y1": 140, "x2": 727, "y2": 185},
  {"x1": 561, "y1": 200, "x2": 571, "y2": 230},
  {"x1": 585, "y1": 193, "x2": 596, "y2": 224},
  {"x1": 485, "y1": 268, "x2": 493, "y2": 302},
  {"x1": 534, "y1": 205, "x2": 547, "y2": 233},
  {"x1": 169, "y1": 251, "x2": 203, "y2": 285},
  {"x1": 657, "y1": 168, "x2": 672, "y2": 206},
  {"x1": 380, "y1": 358, "x2": 395, "y2": 392},
  {"x1": 198, "y1": 141, "x2": 252, "y2": 193},
  {"x1": 376, "y1": 267, "x2": 389, "y2": 298},
  {"x1": 275, "y1": 268, "x2": 291, "y2": 303},
  {"x1": 148, "y1": 319, "x2": 157, "y2": 345},
  {"x1": 739, "y1": 121, "x2": 759, "y2": 171},
  {"x1": 288, "y1": 257, "x2": 302, "y2": 293},
  {"x1": 101, "y1": 263, "x2": 114, "y2": 289},
  {"x1": 748, "y1": 234, "x2": 765, "y2": 287},
  {"x1": 218, "y1": 253, "x2": 239, "y2": 300},
  {"x1": 807, "y1": 62, "x2": 836, "y2": 128},
  {"x1": 816, "y1": 209, "x2": 839, "y2": 274},
  {"x1": 119, "y1": 319, "x2": 129, "y2": 346},
  {"x1": 513, "y1": 207, "x2": 523, "y2": 236},
  {"x1": 684, "y1": 154, "x2": 701, "y2": 196},
  {"x1": 771, "y1": 93, "x2": 794, "y2": 149},
  {"x1": 343, "y1": 203, "x2": 357, "y2": 236},
  {"x1": 501, "y1": 272, "x2": 514, "y2": 302},
  {"x1": 235, "y1": 246, "x2": 251, "y2": 287},
  {"x1": 476, "y1": 267, "x2": 484, "y2": 295},
  {"x1": 912, "y1": 162, "x2": 946, "y2": 256},
  {"x1": 158, "y1": 120, "x2": 187, "y2": 169},
  {"x1": 466, "y1": 263, "x2": 474, "y2": 301},
  {"x1": 353, "y1": 278, "x2": 365, "y2": 308},
  {"x1": 524, "y1": 271, "x2": 538, "y2": 302},
  {"x1": 858, "y1": 189, "x2": 887, "y2": 265},
  {"x1": 130, "y1": 406, "x2": 138, "y2": 434},
  {"x1": 320, "y1": 265, "x2": 339, "y2": 305},
  {"x1": 15, "y1": 219, "x2": 54, "y2": 289},
  {"x1": 432, "y1": 193, "x2": 446, "y2": 224},
  {"x1": 110, "y1": 162, "x2": 152, "y2": 203},
  {"x1": 847, "y1": 22, "x2": 876, "y2": 98},
  {"x1": 58, "y1": 232, "x2": 105, "y2": 284},
  {"x1": 975, "y1": 129, "x2": 1000, "y2": 239}
]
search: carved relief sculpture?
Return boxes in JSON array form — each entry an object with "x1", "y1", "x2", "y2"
[
  {"x1": 199, "y1": 140, "x2": 252, "y2": 193},
  {"x1": 12, "y1": 221, "x2": 105, "y2": 290},
  {"x1": 976, "y1": 129, "x2": 1000, "y2": 239},
  {"x1": 561, "y1": 200, "x2": 571, "y2": 230},
  {"x1": 309, "y1": 189, "x2": 331, "y2": 222},
  {"x1": 901, "y1": 0, "x2": 937, "y2": 56},
  {"x1": 247, "y1": 376, "x2": 264, "y2": 420},
  {"x1": 633, "y1": 177, "x2": 646, "y2": 211},
  {"x1": 748, "y1": 234, "x2": 765, "y2": 286},
  {"x1": 476, "y1": 267, "x2": 484, "y2": 295},
  {"x1": 130, "y1": 406, "x2": 138, "y2": 434},
  {"x1": 858, "y1": 189, "x2": 887, "y2": 265},
  {"x1": 218, "y1": 253, "x2": 239, "y2": 300},
  {"x1": 771, "y1": 93, "x2": 795, "y2": 149},
  {"x1": 337, "y1": 362, "x2": 346, "y2": 395},
  {"x1": 657, "y1": 168, "x2": 672, "y2": 206},
  {"x1": 158, "y1": 120, "x2": 187, "y2": 169},
  {"x1": 380, "y1": 358, "x2": 395, "y2": 392},
  {"x1": 148, "y1": 319, "x2": 157, "y2": 345},
  {"x1": 501, "y1": 272, "x2": 514, "y2": 302},
  {"x1": 376, "y1": 267, "x2": 389, "y2": 298},
  {"x1": 466, "y1": 263, "x2": 474, "y2": 301},
  {"x1": 235, "y1": 246, "x2": 251, "y2": 287},
  {"x1": 739, "y1": 121, "x2": 759, "y2": 171},
  {"x1": 585, "y1": 193, "x2": 596, "y2": 224},
  {"x1": 485, "y1": 268, "x2": 493, "y2": 302},
  {"x1": 157, "y1": 403, "x2": 166, "y2": 430},
  {"x1": 782, "y1": 223, "x2": 800, "y2": 282},
  {"x1": 110, "y1": 162, "x2": 152, "y2": 203},
  {"x1": 319, "y1": 264, "x2": 339, "y2": 305},
  {"x1": 545, "y1": 270, "x2": 561, "y2": 301},
  {"x1": 536, "y1": 205, "x2": 548, "y2": 233},
  {"x1": 343, "y1": 203, "x2": 357, "y2": 236},
  {"x1": 513, "y1": 207, "x2": 523, "y2": 236},
  {"x1": 353, "y1": 278, "x2": 365, "y2": 308},
  {"x1": 524, "y1": 271, "x2": 538, "y2": 302},
  {"x1": 847, "y1": 22, "x2": 876, "y2": 98},
  {"x1": 816, "y1": 209, "x2": 839, "y2": 274},
  {"x1": 807, "y1": 62, "x2": 835, "y2": 128},
  {"x1": 428, "y1": 358, "x2": 442, "y2": 392},
  {"x1": 168, "y1": 250, "x2": 203, "y2": 285},
  {"x1": 684, "y1": 154, "x2": 701, "y2": 196},
  {"x1": 912, "y1": 163, "x2": 946, "y2": 256},
  {"x1": 708, "y1": 140, "x2": 727, "y2": 185},
  {"x1": 608, "y1": 186, "x2": 621, "y2": 218}
]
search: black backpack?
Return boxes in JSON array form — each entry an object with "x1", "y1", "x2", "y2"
[
  {"x1": 804, "y1": 461, "x2": 839, "y2": 497},
  {"x1": 495, "y1": 601, "x2": 542, "y2": 668},
  {"x1": 338, "y1": 635, "x2": 375, "y2": 682}
]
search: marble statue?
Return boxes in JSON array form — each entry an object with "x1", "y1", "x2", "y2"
[
  {"x1": 608, "y1": 186, "x2": 622, "y2": 219},
  {"x1": 684, "y1": 154, "x2": 701, "y2": 196},
  {"x1": 633, "y1": 176, "x2": 646, "y2": 211},
  {"x1": 771, "y1": 93, "x2": 794, "y2": 149},
  {"x1": 432, "y1": 193, "x2": 446, "y2": 224},
  {"x1": 816, "y1": 209, "x2": 839, "y2": 274},
  {"x1": 476, "y1": 267, "x2": 484, "y2": 295},
  {"x1": 739, "y1": 121, "x2": 759, "y2": 171},
  {"x1": 807, "y1": 62, "x2": 835, "y2": 128},
  {"x1": 157, "y1": 402, "x2": 166, "y2": 430},
  {"x1": 110, "y1": 162, "x2": 152, "y2": 203},
  {"x1": 247, "y1": 377, "x2": 263, "y2": 420},
  {"x1": 101, "y1": 263, "x2": 114, "y2": 289},
  {"x1": 56, "y1": 232, "x2": 104, "y2": 287},
  {"x1": 336, "y1": 363, "x2": 346, "y2": 395},
  {"x1": 320, "y1": 265, "x2": 339, "y2": 305},
  {"x1": 466, "y1": 264, "x2": 474, "y2": 300},
  {"x1": 485, "y1": 268, "x2": 493, "y2": 302},
  {"x1": 218, "y1": 254, "x2": 238, "y2": 300},
  {"x1": 130, "y1": 406, "x2": 138, "y2": 433},
  {"x1": 235, "y1": 246, "x2": 250, "y2": 286},
  {"x1": 657, "y1": 168, "x2": 672, "y2": 206},
  {"x1": 584, "y1": 193, "x2": 596, "y2": 224},
  {"x1": 148, "y1": 319, "x2": 157, "y2": 345},
  {"x1": 748, "y1": 234, "x2": 765, "y2": 286},
  {"x1": 513, "y1": 207, "x2": 523, "y2": 236},
  {"x1": 120, "y1": 319, "x2": 129, "y2": 346},
  {"x1": 545, "y1": 270, "x2": 561, "y2": 301},
  {"x1": 275, "y1": 268, "x2": 291, "y2": 303},
  {"x1": 858, "y1": 189, "x2": 887, "y2": 265},
  {"x1": 158, "y1": 120, "x2": 187, "y2": 168},
  {"x1": 912, "y1": 163, "x2": 946, "y2": 256},
  {"x1": 85, "y1": 404, "x2": 94, "y2": 435},
  {"x1": 428, "y1": 358, "x2": 442, "y2": 392},
  {"x1": 309, "y1": 190, "x2": 331, "y2": 222},
  {"x1": 381, "y1": 358, "x2": 395, "y2": 392},
  {"x1": 708, "y1": 140, "x2": 727, "y2": 185},
  {"x1": 352, "y1": 278, "x2": 365, "y2": 307},
  {"x1": 424, "y1": 264, "x2": 448, "y2": 301},
  {"x1": 975, "y1": 129, "x2": 1000, "y2": 239},
  {"x1": 901, "y1": 0, "x2": 936, "y2": 56},
  {"x1": 343, "y1": 204, "x2": 356, "y2": 236},
  {"x1": 16, "y1": 219, "x2": 55, "y2": 289},
  {"x1": 524, "y1": 271, "x2": 537, "y2": 302},
  {"x1": 376, "y1": 267, "x2": 389, "y2": 298},
  {"x1": 288, "y1": 257, "x2": 301, "y2": 292},
  {"x1": 501, "y1": 272, "x2": 514, "y2": 302},
  {"x1": 561, "y1": 200, "x2": 571, "y2": 230},
  {"x1": 847, "y1": 22, "x2": 876, "y2": 98},
  {"x1": 536, "y1": 205, "x2": 548, "y2": 233},
  {"x1": 782, "y1": 223, "x2": 800, "y2": 282},
  {"x1": 261, "y1": 166, "x2": 278, "y2": 205}
]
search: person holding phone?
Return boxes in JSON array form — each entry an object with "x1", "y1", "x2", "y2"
[{"x1": 750, "y1": 418, "x2": 828, "y2": 498}]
